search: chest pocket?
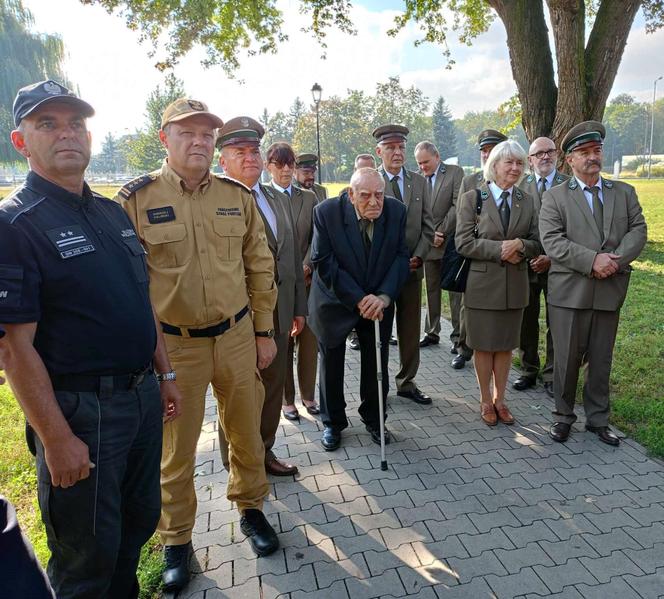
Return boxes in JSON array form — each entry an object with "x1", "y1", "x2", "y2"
[
  {"x1": 122, "y1": 237, "x2": 149, "y2": 283},
  {"x1": 143, "y1": 223, "x2": 189, "y2": 268},
  {"x1": 213, "y1": 218, "x2": 246, "y2": 261}
]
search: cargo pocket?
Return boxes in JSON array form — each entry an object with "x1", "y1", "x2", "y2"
[
  {"x1": 122, "y1": 237, "x2": 149, "y2": 282},
  {"x1": 213, "y1": 219, "x2": 246, "y2": 261},
  {"x1": 143, "y1": 223, "x2": 189, "y2": 268}
]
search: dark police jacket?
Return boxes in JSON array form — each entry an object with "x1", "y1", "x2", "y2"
[
  {"x1": 307, "y1": 192, "x2": 410, "y2": 348},
  {"x1": 0, "y1": 172, "x2": 156, "y2": 375}
]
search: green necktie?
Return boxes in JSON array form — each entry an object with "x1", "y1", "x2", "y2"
[
  {"x1": 586, "y1": 186, "x2": 604, "y2": 242},
  {"x1": 499, "y1": 190, "x2": 510, "y2": 234},
  {"x1": 391, "y1": 175, "x2": 403, "y2": 202}
]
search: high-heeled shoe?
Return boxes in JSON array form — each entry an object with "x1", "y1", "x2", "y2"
[
  {"x1": 282, "y1": 408, "x2": 300, "y2": 422},
  {"x1": 303, "y1": 401, "x2": 320, "y2": 415}
]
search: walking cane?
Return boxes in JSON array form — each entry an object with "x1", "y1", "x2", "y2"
[{"x1": 374, "y1": 319, "x2": 388, "y2": 471}]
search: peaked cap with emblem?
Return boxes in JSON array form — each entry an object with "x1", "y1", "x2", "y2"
[
  {"x1": 372, "y1": 124, "x2": 410, "y2": 144},
  {"x1": 13, "y1": 80, "x2": 94, "y2": 127},
  {"x1": 161, "y1": 98, "x2": 223, "y2": 129},
  {"x1": 295, "y1": 153, "x2": 318, "y2": 169},
  {"x1": 477, "y1": 129, "x2": 508, "y2": 149},
  {"x1": 561, "y1": 120, "x2": 606, "y2": 154},
  {"x1": 216, "y1": 116, "x2": 265, "y2": 149}
]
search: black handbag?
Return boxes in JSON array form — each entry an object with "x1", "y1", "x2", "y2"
[{"x1": 440, "y1": 189, "x2": 483, "y2": 292}]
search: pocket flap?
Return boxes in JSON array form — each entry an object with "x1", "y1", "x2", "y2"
[
  {"x1": 213, "y1": 218, "x2": 246, "y2": 237},
  {"x1": 0, "y1": 264, "x2": 24, "y2": 280},
  {"x1": 123, "y1": 237, "x2": 147, "y2": 256},
  {"x1": 143, "y1": 223, "x2": 187, "y2": 245},
  {"x1": 469, "y1": 262, "x2": 487, "y2": 272}
]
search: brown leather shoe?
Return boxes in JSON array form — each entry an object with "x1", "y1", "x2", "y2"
[
  {"x1": 494, "y1": 403, "x2": 515, "y2": 425},
  {"x1": 480, "y1": 402, "x2": 497, "y2": 426},
  {"x1": 265, "y1": 453, "x2": 298, "y2": 476}
]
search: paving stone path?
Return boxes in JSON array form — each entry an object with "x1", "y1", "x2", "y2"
[{"x1": 178, "y1": 316, "x2": 664, "y2": 598}]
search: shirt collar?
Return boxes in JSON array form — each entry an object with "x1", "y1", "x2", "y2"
[
  {"x1": 161, "y1": 160, "x2": 212, "y2": 195},
  {"x1": 488, "y1": 181, "x2": 513, "y2": 202},
  {"x1": 383, "y1": 167, "x2": 403, "y2": 181},
  {"x1": 272, "y1": 181, "x2": 291, "y2": 195},
  {"x1": 535, "y1": 169, "x2": 557, "y2": 187},
  {"x1": 576, "y1": 176, "x2": 603, "y2": 192},
  {"x1": 25, "y1": 171, "x2": 94, "y2": 209}
]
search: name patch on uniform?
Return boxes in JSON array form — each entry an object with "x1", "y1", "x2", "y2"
[
  {"x1": 216, "y1": 207, "x2": 242, "y2": 217},
  {"x1": 45, "y1": 226, "x2": 96, "y2": 259},
  {"x1": 120, "y1": 228, "x2": 136, "y2": 238},
  {"x1": 147, "y1": 206, "x2": 176, "y2": 224}
]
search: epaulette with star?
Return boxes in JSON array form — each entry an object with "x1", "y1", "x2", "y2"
[{"x1": 117, "y1": 173, "x2": 158, "y2": 201}]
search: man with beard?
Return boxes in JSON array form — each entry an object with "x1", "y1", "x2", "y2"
[
  {"x1": 294, "y1": 152, "x2": 328, "y2": 202},
  {"x1": 540, "y1": 121, "x2": 646, "y2": 446},
  {"x1": 513, "y1": 137, "x2": 568, "y2": 397},
  {"x1": 375, "y1": 125, "x2": 435, "y2": 406}
]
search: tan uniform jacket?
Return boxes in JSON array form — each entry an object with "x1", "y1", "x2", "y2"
[
  {"x1": 456, "y1": 182, "x2": 541, "y2": 311},
  {"x1": 425, "y1": 162, "x2": 464, "y2": 261},
  {"x1": 378, "y1": 165, "x2": 435, "y2": 275},
  {"x1": 520, "y1": 171, "x2": 569, "y2": 212},
  {"x1": 539, "y1": 177, "x2": 647, "y2": 311},
  {"x1": 258, "y1": 184, "x2": 307, "y2": 334},
  {"x1": 116, "y1": 162, "x2": 276, "y2": 331},
  {"x1": 457, "y1": 170, "x2": 484, "y2": 200}
]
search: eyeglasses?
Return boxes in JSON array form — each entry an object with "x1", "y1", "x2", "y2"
[
  {"x1": 269, "y1": 161, "x2": 294, "y2": 169},
  {"x1": 529, "y1": 149, "x2": 557, "y2": 159}
]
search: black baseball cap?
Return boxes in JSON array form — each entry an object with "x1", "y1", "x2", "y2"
[{"x1": 13, "y1": 80, "x2": 95, "y2": 127}]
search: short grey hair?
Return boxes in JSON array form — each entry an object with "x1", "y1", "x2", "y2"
[
  {"x1": 354, "y1": 153, "x2": 376, "y2": 169},
  {"x1": 414, "y1": 141, "x2": 439, "y2": 157},
  {"x1": 350, "y1": 167, "x2": 384, "y2": 191},
  {"x1": 483, "y1": 140, "x2": 527, "y2": 182}
]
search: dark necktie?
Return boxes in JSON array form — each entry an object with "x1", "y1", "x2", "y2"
[
  {"x1": 585, "y1": 186, "x2": 604, "y2": 242},
  {"x1": 284, "y1": 188, "x2": 290, "y2": 199},
  {"x1": 359, "y1": 219, "x2": 371, "y2": 258},
  {"x1": 427, "y1": 174, "x2": 433, "y2": 195},
  {"x1": 538, "y1": 177, "x2": 547, "y2": 196},
  {"x1": 391, "y1": 175, "x2": 403, "y2": 202},
  {"x1": 499, "y1": 190, "x2": 510, "y2": 234}
]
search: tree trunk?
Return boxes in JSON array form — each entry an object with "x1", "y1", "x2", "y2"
[{"x1": 489, "y1": 0, "x2": 558, "y2": 141}]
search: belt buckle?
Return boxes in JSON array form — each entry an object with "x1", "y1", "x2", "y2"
[{"x1": 128, "y1": 370, "x2": 146, "y2": 390}]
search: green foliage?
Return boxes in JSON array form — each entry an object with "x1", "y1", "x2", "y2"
[
  {"x1": 636, "y1": 162, "x2": 664, "y2": 177},
  {"x1": 0, "y1": 0, "x2": 69, "y2": 163},
  {"x1": 431, "y1": 96, "x2": 458, "y2": 158},
  {"x1": 124, "y1": 74, "x2": 185, "y2": 173}
]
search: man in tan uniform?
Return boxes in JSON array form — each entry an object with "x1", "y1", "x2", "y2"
[
  {"x1": 540, "y1": 121, "x2": 646, "y2": 446},
  {"x1": 414, "y1": 141, "x2": 464, "y2": 352},
  {"x1": 513, "y1": 137, "x2": 568, "y2": 397},
  {"x1": 217, "y1": 122, "x2": 307, "y2": 477},
  {"x1": 117, "y1": 99, "x2": 279, "y2": 593},
  {"x1": 375, "y1": 124, "x2": 435, "y2": 405},
  {"x1": 453, "y1": 128, "x2": 508, "y2": 369},
  {"x1": 294, "y1": 152, "x2": 328, "y2": 202}
]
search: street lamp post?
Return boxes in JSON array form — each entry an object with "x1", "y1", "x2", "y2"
[
  {"x1": 647, "y1": 75, "x2": 663, "y2": 179},
  {"x1": 311, "y1": 83, "x2": 322, "y2": 184}
]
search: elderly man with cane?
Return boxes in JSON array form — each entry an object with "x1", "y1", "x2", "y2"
[{"x1": 307, "y1": 168, "x2": 410, "y2": 452}]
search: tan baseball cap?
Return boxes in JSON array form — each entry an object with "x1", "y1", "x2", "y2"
[{"x1": 161, "y1": 98, "x2": 223, "y2": 129}]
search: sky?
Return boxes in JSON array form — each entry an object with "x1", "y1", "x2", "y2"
[{"x1": 22, "y1": 0, "x2": 664, "y2": 152}]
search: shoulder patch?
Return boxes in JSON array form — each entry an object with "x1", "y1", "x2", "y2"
[
  {"x1": 568, "y1": 179, "x2": 578, "y2": 190},
  {"x1": 603, "y1": 178, "x2": 614, "y2": 189},
  {"x1": 117, "y1": 173, "x2": 157, "y2": 201},
  {"x1": 215, "y1": 174, "x2": 251, "y2": 192}
]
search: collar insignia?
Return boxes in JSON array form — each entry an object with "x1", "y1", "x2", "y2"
[
  {"x1": 526, "y1": 175, "x2": 534, "y2": 183},
  {"x1": 480, "y1": 190, "x2": 489, "y2": 200},
  {"x1": 604, "y1": 179, "x2": 613, "y2": 189},
  {"x1": 568, "y1": 179, "x2": 578, "y2": 190}
]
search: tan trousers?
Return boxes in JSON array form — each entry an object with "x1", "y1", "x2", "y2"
[
  {"x1": 284, "y1": 322, "x2": 318, "y2": 405},
  {"x1": 395, "y1": 272, "x2": 422, "y2": 392},
  {"x1": 158, "y1": 315, "x2": 268, "y2": 546}
]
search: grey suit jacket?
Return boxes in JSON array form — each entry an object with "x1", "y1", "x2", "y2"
[
  {"x1": 287, "y1": 184, "x2": 318, "y2": 271},
  {"x1": 457, "y1": 170, "x2": 484, "y2": 199},
  {"x1": 313, "y1": 183, "x2": 328, "y2": 203},
  {"x1": 378, "y1": 165, "x2": 435, "y2": 278},
  {"x1": 456, "y1": 182, "x2": 541, "y2": 311},
  {"x1": 539, "y1": 177, "x2": 647, "y2": 312},
  {"x1": 259, "y1": 184, "x2": 307, "y2": 333},
  {"x1": 424, "y1": 162, "x2": 464, "y2": 261}
]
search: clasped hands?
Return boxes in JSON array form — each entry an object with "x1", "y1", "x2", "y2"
[
  {"x1": 500, "y1": 239, "x2": 525, "y2": 264},
  {"x1": 358, "y1": 294, "x2": 386, "y2": 321},
  {"x1": 591, "y1": 253, "x2": 621, "y2": 279}
]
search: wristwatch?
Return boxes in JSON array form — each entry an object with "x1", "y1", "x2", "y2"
[
  {"x1": 255, "y1": 329, "x2": 275, "y2": 338},
  {"x1": 156, "y1": 370, "x2": 177, "y2": 382}
]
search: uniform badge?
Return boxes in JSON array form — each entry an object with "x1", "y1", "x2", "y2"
[
  {"x1": 480, "y1": 190, "x2": 489, "y2": 200},
  {"x1": 43, "y1": 81, "x2": 62, "y2": 95},
  {"x1": 188, "y1": 100, "x2": 205, "y2": 111},
  {"x1": 147, "y1": 206, "x2": 176, "y2": 224},
  {"x1": 515, "y1": 188, "x2": 523, "y2": 201},
  {"x1": 604, "y1": 179, "x2": 613, "y2": 189},
  {"x1": 555, "y1": 174, "x2": 565, "y2": 184},
  {"x1": 568, "y1": 179, "x2": 578, "y2": 190},
  {"x1": 216, "y1": 207, "x2": 242, "y2": 217},
  {"x1": 241, "y1": 117, "x2": 249, "y2": 127},
  {"x1": 45, "y1": 225, "x2": 95, "y2": 259},
  {"x1": 526, "y1": 175, "x2": 534, "y2": 183}
]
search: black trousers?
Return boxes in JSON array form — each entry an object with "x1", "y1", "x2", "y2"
[
  {"x1": 319, "y1": 306, "x2": 394, "y2": 430},
  {"x1": 35, "y1": 375, "x2": 163, "y2": 599}
]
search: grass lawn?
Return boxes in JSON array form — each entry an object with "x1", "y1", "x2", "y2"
[{"x1": 0, "y1": 177, "x2": 661, "y2": 595}]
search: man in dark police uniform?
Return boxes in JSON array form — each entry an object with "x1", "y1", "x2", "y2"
[{"x1": 0, "y1": 80, "x2": 181, "y2": 599}]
